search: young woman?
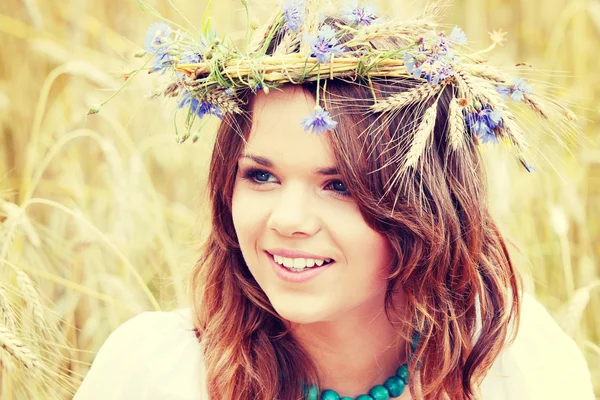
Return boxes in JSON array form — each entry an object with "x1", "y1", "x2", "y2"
[{"x1": 75, "y1": 2, "x2": 595, "y2": 399}]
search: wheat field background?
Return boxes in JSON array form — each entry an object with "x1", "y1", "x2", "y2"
[{"x1": 0, "y1": 0, "x2": 598, "y2": 398}]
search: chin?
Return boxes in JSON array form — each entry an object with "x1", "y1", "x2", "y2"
[{"x1": 270, "y1": 301, "x2": 326, "y2": 325}]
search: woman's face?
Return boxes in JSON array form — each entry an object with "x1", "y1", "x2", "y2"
[{"x1": 231, "y1": 86, "x2": 393, "y2": 324}]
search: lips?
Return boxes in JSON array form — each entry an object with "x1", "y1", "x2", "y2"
[
  {"x1": 265, "y1": 248, "x2": 334, "y2": 262},
  {"x1": 270, "y1": 252, "x2": 334, "y2": 269},
  {"x1": 267, "y1": 251, "x2": 334, "y2": 283}
]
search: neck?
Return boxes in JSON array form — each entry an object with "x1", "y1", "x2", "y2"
[{"x1": 289, "y1": 293, "x2": 409, "y2": 398}]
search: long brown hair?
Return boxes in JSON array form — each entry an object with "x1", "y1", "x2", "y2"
[{"x1": 189, "y1": 15, "x2": 522, "y2": 400}]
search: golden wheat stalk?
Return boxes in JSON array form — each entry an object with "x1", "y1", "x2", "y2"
[
  {"x1": 300, "y1": 0, "x2": 325, "y2": 54},
  {"x1": 0, "y1": 349, "x2": 15, "y2": 372},
  {"x1": 548, "y1": 100, "x2": 578, "y2": 122},
  {"x1": 371, "y1": 84, "x2": 440, "y2": 113},
  {"x1": 501, "y1": 114, "x2": 530, "y2": 151},
  {"x1": 0, "y1": 282, "x2": 16, "y2": 372},
  {"x1": 454, "y1": 69, "x2": 475, "y2": 102},
  {"x1": 524, "y1": 94, "x2": 549, "y2": 119},
  {"x1": 0, "y1": 283, "x2": 16, "y2": 332},
  {"x1": 273, "y1": 31, "x2": 298, "y2": 56},
  {"x1": 0, "y1": 323, "x2": 42, "y2": 371},
  {"x1": 463, "y1": 72, "x2": 511, "y2": 114},
  {"x1": 565, "y1": 109, "x2": 577, "y2": 122},
  {"x1": 463, "y1": 73, "x2": 534, "y2": 151},
  {"x1": 404, "y1": 101, "x2": 439, "y2": 169},
  {"x1": 448, "y1": 97, "x2": 466, "y2": 150},
  {"x1": 467, "y1": 65, "x2": 511, "y2": 84},
  {"x1": 559, "y1": 282, "x2": 599, "y2": 337},
  {"x1": 343, "y1": 21, "x2": 434, "y2": 47},
  {"x1": 16, "y1": 271, "x2": 47, "y2": 329},
  {"x1": 205, "y1": 89, "x2": 243, "y2": 114}
]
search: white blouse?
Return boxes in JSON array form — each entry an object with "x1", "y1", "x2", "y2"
[{"x1": 73, "y1": 293, "x2": 595, "y2": 400}]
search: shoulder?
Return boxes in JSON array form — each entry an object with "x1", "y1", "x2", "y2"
[
  {"x1": 74, "y1": 308, "x2": 205, "y2": 400},
  {"x1": 480, "y1": 292, "x2": 595, "y2": 400}
]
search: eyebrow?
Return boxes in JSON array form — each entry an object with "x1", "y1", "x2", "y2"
[{"x1": 240, "y1": 154, "x2": 340, "y2": 176}]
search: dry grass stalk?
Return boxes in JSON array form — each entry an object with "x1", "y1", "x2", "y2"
[
  {"x1": 448, "y1": 97, "x2": 466, "y2": 150},
  {"x1": 404, "y1": 101, "x2": 439, "y2": 168},
  {"x1": 16, "y1": 271, "x2": 47, "y2": 329},
  {"x1": 371, "y1": 84, "x2": 440, "y2": 113},
  {"x1": 178, "y1": 55, "x2": 408, "y2": 82},
  {"x1": 163, "y1": 82, "x2": 181, "y2": 97},
  {"x1": 0, "y1": 322, "x2": 42, "y2": 371}
]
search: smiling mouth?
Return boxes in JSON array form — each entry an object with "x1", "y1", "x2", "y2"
[{"x1": 267, "y1": 252, "x2": 335, "y2": 269}]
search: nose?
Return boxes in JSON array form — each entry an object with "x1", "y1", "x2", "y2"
[{"x1": 266, "y1": 182, "x2": 320, "y2": 237}]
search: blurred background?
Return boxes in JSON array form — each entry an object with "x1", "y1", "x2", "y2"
[{"x1": 0, "y1": 0, "x2": 598, "y2": 398}]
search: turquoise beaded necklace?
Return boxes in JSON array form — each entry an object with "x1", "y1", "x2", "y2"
[
  {"x1": 302, "y1": 333, "x2": 420, "y2": 400},
  {"x1": 303, "y1": 363, "x2": 409, "y2": 400}
]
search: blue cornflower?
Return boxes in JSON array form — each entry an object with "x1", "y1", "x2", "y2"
[
  {"x1": 466, "y1": 106, "x2": 503, "y2": 143},
  {"x1": 341, "y1": 0, "x2": 378, "y2": 26},
  {"x1": 145, "y1": 22, "x2": 172, "y2": 53},
  {"x1": 423, "y1": 61, "x2": 455, "y2": 85},
  {"x1": 305, "y1": 25, "x2": 345, "y2": 64},
  {"x1": 282, "y1": 0, "x2": 306, "y2": 32},
  {"x1": 301, "y1": 106, "x2": 338, "y2": 134},
  {"x1": 145, "y1": 22, "x2": 174, "y2": 73},
  {"x1": 180, "y1": 51, "x2": 202, "y2": 64},
  {"x1": 179, "y1": 92, "x2": 223, "y2": 119},
  {"x1": 174, "y1": 51, "x2": 203, "y2": 78},
  {"x1": 496, "y1": 78, "x2": 532, "y2": 102},
  {"x1": 404, "y1": 30, "x2": 461, "y2": 84},
  {"x1": 449, "y1": 26, "x2": 468, "y2": 45},
  {"x1": 404, "y1": 52, "x2": 424, "y2": 80},
  {"x1": 149, "y1": 52, "x2": 172, "y2": 74}
]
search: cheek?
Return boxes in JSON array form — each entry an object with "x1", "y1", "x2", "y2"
[
  {"x1": 231, "y1": 184, "x2": 268, "y2": 247},
  {"x1": 331, "y1": 211, "x2": 392, "y2": 279}
]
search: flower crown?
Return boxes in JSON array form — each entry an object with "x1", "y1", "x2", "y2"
[{"x1": 92, "y1": 0, "x2": 579, "y2": 172}]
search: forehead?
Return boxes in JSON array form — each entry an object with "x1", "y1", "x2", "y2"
[{"x1": 243, "y1": 87, "x2": 336, "y2": 166}]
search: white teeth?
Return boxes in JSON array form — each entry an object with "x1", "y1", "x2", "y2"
[
  {"x1": 271, "y1": 254, "x2": 333, "y2": 269},
  {"x1": 293, "y1": 258, "x2": 306, "y2": 268}
]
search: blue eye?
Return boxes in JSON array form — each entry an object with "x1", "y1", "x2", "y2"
[
  {"x1": 253, "y1": 170, "x2": 272, "y2": 182},
  {"x1": 241, "y1": 168, "x2": 275, "y2": 184},
  {"x1": 327, "y1": 180, "x2": 350, "y2": 197},
  {"x1": 331, "y1": 181, "x2": 347, "y2": 192},
  {"x1": 240, "y1": 168, "x2": 351, "y2": 198}
]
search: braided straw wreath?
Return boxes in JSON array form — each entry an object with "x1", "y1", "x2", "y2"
[{"x1": 91, "y1": 0, "x2": 579, "y2": 172}]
